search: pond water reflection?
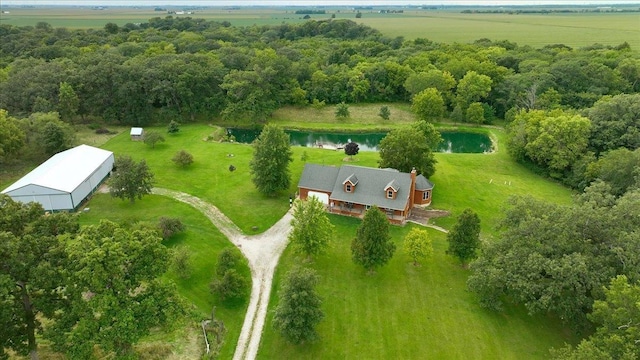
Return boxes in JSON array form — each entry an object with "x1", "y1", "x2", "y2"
[{"x1": 226, "y1": 128, "x2": 492, "y2": 153}]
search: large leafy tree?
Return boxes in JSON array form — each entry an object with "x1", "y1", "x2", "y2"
[
  {"x1": 110, "y1": 156, "x2": 154, "y2": 203},
  {"x1": 273, "y1": 267, "x2": 324, "y2": 344},
  {"x1": 250, "y1": 124, "x2": 293, "y2": 196},
  {"x1": 288, "y1": 197, "x2": 334, "y2": 259},
  {"x1": 455, "y1": 70, "x2": 492, "y2": 111},
  {"x1": 57, "y1": 81, "x2": 79, "y2": 123},
  {"x1": 411, "y1": 87, "x2": 445, "y2": 120},
  {"x1": 467, "y1": 189, "x2": 640, "y2": 329},
  {"x1": 351, "y1": 206, "x2": 396, "y2": 274},
  {"x1": 586, "y1": 93, "x2": 640, "y2": 155},
  {"x1": 507, "y1": 109, "x2": 591, "y2": 177},
  {"x1": 0, "y1": 109, "x2": 25, "y2": 161},
  {"x1": 378, "y1": 123, "x2": 438, "y2": 177},
  {"x1": 552, "y1": 275, "x2": 640, "y2": 359},
  {"x1": 48, "y1": 220, "x2": 184, "y2": 358},
  {"x1": 446, "y1": 208, "x2": 481, "y2": 266},
  {"x1": 0, "y1": 195, "x2": 78, "y2": 360}
]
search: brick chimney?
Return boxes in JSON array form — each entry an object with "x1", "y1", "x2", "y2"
[{"x1": 410, "y1": 167, "x2": 416, "y2": 207}]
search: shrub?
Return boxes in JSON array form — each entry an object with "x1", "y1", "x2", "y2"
[
  {"x1": 158, "y1": 217, "x2": 186, "y2": 240},
  {"x1": 167, "y1": 120, "x2": 180, "y2": 134},
  {"x1": 172, "y1": 246, "x2": 191, "y2": 279},
  {"x1": 210, "y1": 269, "x2": 248, "y2": 301},
  {"x1": 172, "y1": 150, "x2": 194, "y2": 167}
]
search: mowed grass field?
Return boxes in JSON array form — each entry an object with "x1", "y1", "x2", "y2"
[
  {"x1": 1, "y1": 6, "x2": 639, "y2": 48},
  {"x1": 259, "y1": 217, "x2": 577, "y2": 359},
  {"x1": 91, "y1": 120, "x2": 576, "y2": 358}
]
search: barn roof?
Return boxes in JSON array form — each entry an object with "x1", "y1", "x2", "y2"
[{"x1": 1, "y1": 145, "x2": 114, "y2": 195}]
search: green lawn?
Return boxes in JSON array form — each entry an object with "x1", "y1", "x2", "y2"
[
  {"x1": 77, "y1": 193, "x2": 249, "y2": 359},
  {"x1": 258, "y1": 216, "x2": 577, "y2": 359}
]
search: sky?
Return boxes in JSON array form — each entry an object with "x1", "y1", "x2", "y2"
[{"x1": 3, "y1": 0, "x2": 640, "y2": 6}]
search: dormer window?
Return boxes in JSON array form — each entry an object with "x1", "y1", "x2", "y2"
[
  {"x1": 384, "y1": 179, "x2": 399, "y2": 200},
  {"x1": 342, "y1": 173, "x2": 358, "y2": 193}
]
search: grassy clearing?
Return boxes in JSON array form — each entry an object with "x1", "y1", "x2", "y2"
[
  {"x1": 258, "y1": 216, "x2": 577, "y2": 359},
  {"x1": 267, "y1": 104, "x2": 416, "y2": 132},
  {"x1": 78, "y1": 193, "x2": 249, "y2": 359},
  {"x1": 2, "y1": 7, "x2": 638, "y2": 48}
]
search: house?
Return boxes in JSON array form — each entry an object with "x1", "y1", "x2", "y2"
[
  {"x1": 130, "y1": 127, "x2": 144, "y2": 141},
  {"x1": 1, "y1": 145, "x2": 114, "y2": 212},
  {"x1": 298, "y1": 164, "x2": 433, "y2": 224}
]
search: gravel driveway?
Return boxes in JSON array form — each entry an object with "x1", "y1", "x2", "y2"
[{"x1": 152, "y1": 188, "x2": 292, "y2": 360}]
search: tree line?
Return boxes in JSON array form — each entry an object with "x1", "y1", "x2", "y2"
[{"x1": 0, "y1": 17, "x2": 638, "y2": 128}]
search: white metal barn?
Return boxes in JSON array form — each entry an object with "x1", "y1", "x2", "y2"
[{"x1": 1, "y1": 145, "x2": 114, "y2": 211}]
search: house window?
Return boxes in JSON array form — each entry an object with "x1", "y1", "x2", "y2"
[
  {"x1": 346, "y1": 184, "x2": 352, "y2": 192},
  {"x1": 387, "y1": 190, "x2": 394, "y2": 199},
  {"x1": 423, "y1": 191, "x2": 430, "y2": 200}
]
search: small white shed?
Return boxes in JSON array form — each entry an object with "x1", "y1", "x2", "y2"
[
  {"x1": 1, "y1": 145, "x2": 114, "y2": 211},
  {"x1": 130, "y1": 127, "x2": 144, "y2": 141}
]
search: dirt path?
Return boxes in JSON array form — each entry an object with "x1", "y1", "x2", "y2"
[{"x1": 151, "y1": 188, "x2": 292, "y2": 360}]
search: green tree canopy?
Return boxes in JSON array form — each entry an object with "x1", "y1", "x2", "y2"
[
  {"x1": 288, "y1": 197, "x2": 334, "y2": 259},
  {"x1": 378, "y1": 124, "x2": 438, "y2": 177},
  {"x1": 57, "y1": 81, "x2": 79, "y2": 123},
  {"x1": 351, "y1": 206, "x2": 395, "y2": 273},
  {"x1": 403, "y1": 227, "x2": 433, "y2": 266},
  {"x1": 411, "y1": 88, "x2": 445, "y2": 120},
  {"x1": 250, "y1": 124, "x2": 293, "y2": 196},
  {"x1": 0, "y1": 196, "x2": 78, "y2": 360},
  {"x1": 446, "y1": 208, "x2": 481, "y2": 266},
  {"x1": 48, "y1": 220, "x2": 184, "y2": 358},
  {"x1": 110, "y1": 156, "x2": 154, "y2": 203},
  {"x1": 0, "y1": 109, "x2": 25, "y2": 160},
  {"x1": 273, "y1": 267, "x2": 324, "y2": 344},
  {"x1": 143, "y1": 131, "x2": 165, "y2": 148},
  {"x1": 552, "y1": 275, "x2": 640, "y2": 359},
  {"x1": 468, "y1": 190, "x2": 640, "y2": 329}
]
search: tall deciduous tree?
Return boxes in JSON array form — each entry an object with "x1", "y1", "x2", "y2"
[
  {"x1": 455, "y1": 70, "x2": 492, "y2": 111},
  {"x1": 0, "y1": 109, "x2": 25, "y2": 160},
  {"x1": 467, "y1": 190, "x2": 640, "y2": 329},
  {"x1": 403, "y1": 227, "x2": 433, "y2": 266},
  {"x1": 110, "y1": 156, "x2": 154, "y2": 203},
  {"x1": 250, "y1": 124, "x2": 293, "y2": 196},
  {"x1": 378, "y1": 125, "x2": 438, "y2": 177},
  {"x1": 351, "y1": 206, "x2": 395, "y2": 273},
  {"x1": 57, "y1": 82, "x2": 79, "y2": 123},
  {"x1": 273, "y1": 267, "x2": 324, "y2": 344},
  {"x1": 0, "y1": 195, "x2": 78, "y2": 360},
  {"x1": 289, "y1": 197, "x2": 334, "y2": 259},
  {"x1": 48, "y1": 220, "x2": 184, "y2": 358},
  {"x1": 411, "y1": 88, "x2": 445, "y2": 120},
  {"x1": 446, "y1": 208, "x2": 481, "y2": 266},
  {"x1": 551, "y1": 275, "x2": 640, "y2": 359}
]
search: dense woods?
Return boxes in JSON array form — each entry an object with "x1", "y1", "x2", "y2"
[
  {"x1": 0, "y1": 17, "x2": 638, "y2": 126},
  {"x1": 1, "y1": 15, "x2": 640, "y2": 358}
]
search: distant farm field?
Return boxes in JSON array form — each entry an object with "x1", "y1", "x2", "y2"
[{"x1": 1, "y1": 6, "x2": 639, "y2": 48}]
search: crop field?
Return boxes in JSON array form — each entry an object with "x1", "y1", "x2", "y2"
[{"x1": 1, "y1": 6, "x2": 639, "y2": 48}]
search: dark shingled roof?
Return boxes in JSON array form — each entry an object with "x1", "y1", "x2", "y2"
[
  {"x1": 415, "y1": 174, "x2": 434, "y2": 191},
  {"x1": 298, "y1": 164, "x2": 434, "y2": 212},
  {"x1": 298, "y1": 163, "x2": 339, "y2": 192},
  {"x1": 330, "y1": 165, "x2": 412, "y2": 211}
]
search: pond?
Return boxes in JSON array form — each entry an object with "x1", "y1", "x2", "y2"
[{"x1": 226, "y1": 128, "x2": 492, "y2": 154}]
